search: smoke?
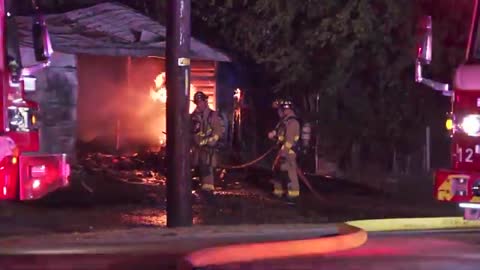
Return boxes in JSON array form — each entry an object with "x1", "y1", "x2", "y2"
[
  {"x1": 76, "y1": 55, "x2": 218, "y2": 152},
  {"x1": 77, "y1": 55, "x2": 166, "y2": 150}
]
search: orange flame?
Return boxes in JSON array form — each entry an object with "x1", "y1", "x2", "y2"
[
  {"x1": 150, "y1": 73, "x2": 167, "y2": 103},
  {"x1": 150, "y1": 72, "x2": 198, "y2": 113},
  {"x1": 149, "y1": 72, "x2": 201, "y2": 148},
  {"x1": 234, "y1": 88, "x2": 242, "y2": 100}
]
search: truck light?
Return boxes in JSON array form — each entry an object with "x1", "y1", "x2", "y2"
[
  {"x1": 459, "y1": 203, "x2": 480, "y2": 209},
  {"x1": 30, "y1": 165, "x2": 46, "y2": 178},
  {"x1": 32, "y1": 179, "x2": 40, "y2": 189},
  {"x1": 23, "y1": 76, "x2": 37, "y2": 92},
  {"x1": 446, "y1": 118, "x2": 453, "y2": 130},
  {"x1": 461, "y1": 114, "x2": 480, "y2": 136},
  {"x1": 7, "y1": 106, "x2": 38, "y2": 132},
  {"x1": 2, "y1": 186, "x2": 6, "y2": 196},
  {"x1": 472, "y1": 180, "x2": 480, "y2": 197},
  {"x1": 11, "y1": 157, "x2": 17, "y2": 164},
  {"x1": 62, "y1": 163, "x2": 71, "y2": 183},
  {"x1": 451, "y1": 177, "x2": 469, "y2": 196}
]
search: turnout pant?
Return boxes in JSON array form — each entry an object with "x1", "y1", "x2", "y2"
[
  {"x1": 191, "y1": 146, "x2": 217, "y2": 192},
  {"x1": 272, "y1": 152, "x2": 300, "y2": 198}
]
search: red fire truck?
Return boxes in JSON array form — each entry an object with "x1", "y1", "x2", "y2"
[
  {"x1": 416, "y1": 0, "x2": 480, "y2": 219},
  {"x1": 0, "y1": 0, "x2": 70, "y2": 201}
]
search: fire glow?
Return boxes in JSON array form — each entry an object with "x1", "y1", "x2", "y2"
[
  {"x1": 149, "y1": 72, "x2": 197, "y2": 113},
  {"x1": 148, "y1": 71, "x2": 217, "y2": 147},
  {"x1": 149, "y1": 72, "x2": 167, "y2": 103}
]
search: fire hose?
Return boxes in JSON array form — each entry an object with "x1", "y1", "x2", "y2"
[
  {"x1": 219, "y1": 145, "x2": 325, "y2": 201},
  {"x1": 271, "y1": 149, "x2": 326, "y2": 202},
  {"x1": 218, "y1": 146, "x2": 277, "y2": 169}
]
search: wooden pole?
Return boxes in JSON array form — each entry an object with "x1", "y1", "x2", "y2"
[{"x1": 165, "y1": 0, "x2": 192, "y2": 227}]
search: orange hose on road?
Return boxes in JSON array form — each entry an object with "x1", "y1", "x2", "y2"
[{"x1": 179, "y1": 224, "x2": 367, "y2": 269}]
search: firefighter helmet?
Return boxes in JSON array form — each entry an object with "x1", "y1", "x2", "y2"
[
  {"x1": 193, "y1": 91, "x2": 209, "y2": 103},
  {"x1": 272, "y1": 98, "x2": 294, "y2": 110}
]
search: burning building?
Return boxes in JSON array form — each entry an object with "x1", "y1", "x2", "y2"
[{"x1": 15, "y1": 2, "x2": 231, "y2": 160}]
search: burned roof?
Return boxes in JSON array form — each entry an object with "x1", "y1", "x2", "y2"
[{"x1": 16, "y1": 2, "x2": 231, "y2": 62}]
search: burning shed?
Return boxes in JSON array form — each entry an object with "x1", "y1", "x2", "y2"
[{"x1": 15, "y1": 2, "x2": 231, "y2": 160}]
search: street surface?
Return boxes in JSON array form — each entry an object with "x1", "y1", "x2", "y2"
[
  {"x1": 1, "y1": 229, "x2": 480, "y2": 269},
  {"x1": 216, "y1": 231, "x2": 480, "y2": 270}
]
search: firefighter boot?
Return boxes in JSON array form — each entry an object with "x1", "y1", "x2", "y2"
[
  {"x1": 201, "y1": 172, "x2": 215, "y2": 193},
  {"x1": 286, "y1": 166, "x2": 300, "y2": 203},
  {"x1": 286, "y1": 184, "x2": 300, "y2": 204},
  {"x1": 272, "y1": 180, "x2": 284, "y2": 198},
  {"x1": 198, "y1": 166, "x2": 216, "y2": 204},
  {"x1": 271, "y1": 171, "x2": 289, "y2": 198},
  {"x1": 198, "y1": 165, "x2": 215, "y2": 192}
]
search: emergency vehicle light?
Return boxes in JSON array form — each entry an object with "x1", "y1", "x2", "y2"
[
  {"x1": 452, "y1": 177, "x2": 469, "y2": 196},
  {"x1": 459, "y1": 203, "x2": 480, "y2": 209},
  {"x1": 7, "y1": 106, "x2": 37, "y2": 132},
  {"x1": 30, "y1": 165, "x2": 46, "y2": 178},
  {"x1": 32, "y1": 179, "x2": 40, "y2": 189},
  {"x1": 461, "y1": 114, "x2": 480, "y2": 136},
  {"x1": 446, "y1": 118, "x2": 453, "y2": 130},
  {"x1": 471, "y1": 180, "x2": 480, "y2": 197},
  {"x1": 23, "y1": 76, "x2": 37, "y2": 92}
]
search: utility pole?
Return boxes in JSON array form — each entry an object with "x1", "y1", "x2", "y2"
[{"x1": 166, "y1": 0, "x2": 192, "y2": 227}]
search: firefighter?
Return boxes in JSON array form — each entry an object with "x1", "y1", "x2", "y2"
[
  {"x1": 268, "y1": 98, "x2": 301, "y2": 201},
  {"x1": 191, "y1": 91, "x2": 222, "y2": 194}
]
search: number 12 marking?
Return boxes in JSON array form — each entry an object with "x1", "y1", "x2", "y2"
[{"x1": 459, "y1": 147, "x2": 474, "y2": 163}]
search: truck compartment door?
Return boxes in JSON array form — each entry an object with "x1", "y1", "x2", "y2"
[
  {"x1": 19, "y1": 153, "x2": 70, "y2": 200},
  {"x1": 0, "y1": 156, "x2": 19, "y2": 200}
]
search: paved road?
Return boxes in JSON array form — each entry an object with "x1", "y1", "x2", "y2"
[
  {"x1": 1, "y1": 230, "x2": 480, "y2": 270},
  {"x1": 216, "y1": 230, "x2": 480, "y2": 270}
]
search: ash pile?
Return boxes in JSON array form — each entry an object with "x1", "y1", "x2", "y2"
[{"x1": 40, "y1": 140, "x2": 168, "y2": 206}]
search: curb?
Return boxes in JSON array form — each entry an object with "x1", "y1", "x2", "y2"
[
  {"x1": 346, "y1": 217, "x2": 480, "y2": 232},
  {"x1": 3, "y1": 217, "x2": 478, "y2": 269},
  {"x1": 179, "y1": 223, "x2": 367, "y2": 269},
  {"x1": 0, "y1": 223, "x2": 368, "y2": 270},
  {"x1": 179, "y1": 216, "x2": 480, "y2": 269},
  {"x1": 0, "y1": 224, "x2": 339, "y2": 255}
]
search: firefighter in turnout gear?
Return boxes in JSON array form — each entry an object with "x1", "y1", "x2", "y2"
[
  {"x1": 191, "y1": 91, "x2": 222, "y2": 193},
  {"x1": 268, "y1": 98, "x2": 301, "y2": 201}
]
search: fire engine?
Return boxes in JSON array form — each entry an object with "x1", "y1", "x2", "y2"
[
  {"x1": 415, "y1": 0, "x2": 480, "y2": 219},
  {"x1": 0, "y1": 0, "x2": 70, "y2": 201}
]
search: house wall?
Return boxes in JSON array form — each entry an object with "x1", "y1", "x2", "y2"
[
  {"x1": 21, "y1": 48, "x2": 79, "y2": 163},
  {"x1": 191, "y1": 60, "x2": 217, "y2": 111}
]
